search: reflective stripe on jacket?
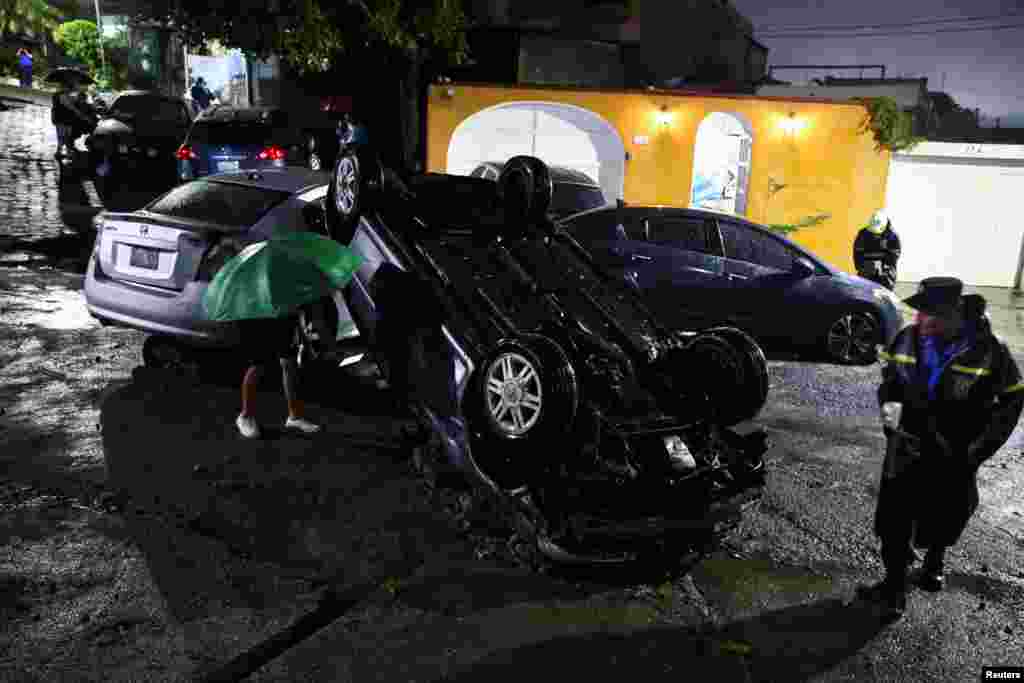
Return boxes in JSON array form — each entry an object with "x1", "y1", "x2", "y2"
[{"x1": 878, "y1": 299, "x2": 1023, "y2": 468}]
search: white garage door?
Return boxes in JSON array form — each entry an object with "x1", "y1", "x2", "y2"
[
  {"x1": 446, "y1": 102, "x2": 626, "y2": 203},
  {"x1": 886, "y1": 159, "x2": 1024, "y2": 287}
]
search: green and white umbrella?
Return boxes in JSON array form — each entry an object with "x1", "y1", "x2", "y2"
[{"x1": 201, "y1": 231, "x2": 363, "y2": 322}]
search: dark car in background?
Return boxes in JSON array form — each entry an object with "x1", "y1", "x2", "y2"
[
  {"x1": 470, "y1": 161, "x2": 609, "y2": 219},
  {"x1": 85, "y1": 90, "x2": 193, "y2": 186},
  {"x1": 561, "y1": 206, "x2": 904, "y2": 364},
  {"x1": 176, "y1": 106, "x2": 308, "y2": 182},
  {"x1": 327, "y1": 149, "x2": 769, "y2": 566}
]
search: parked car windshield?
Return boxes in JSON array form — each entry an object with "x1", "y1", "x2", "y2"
[
  {"x1": 145, "y1": 180, "x2": 291, "y2": 227},
  {"x1": 551, "y1": 184, "x2": 606, "y2": 218},
  {"x1": 110, "y1": 95, "x2": 188, "y2": 125}
]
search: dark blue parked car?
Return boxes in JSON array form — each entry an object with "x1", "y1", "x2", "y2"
[
  {"x1": 561, "y1": 206, "x2": 904, "y2": 364},
  {"x1": 176, "y1": 106, "x2": 306, "y2": 181}
]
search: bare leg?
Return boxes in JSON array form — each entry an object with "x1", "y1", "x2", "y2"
[
  {"x1": 280, "y1": 357, "x2": 303, "y2": 419},
  {"x1": 240, "y1": 365, "x2": 264, "y2": 417}
]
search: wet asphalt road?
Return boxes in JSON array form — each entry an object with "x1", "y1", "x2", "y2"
[{"x1": 1, "y1": 84, "x2": 1022, "y2": 681}]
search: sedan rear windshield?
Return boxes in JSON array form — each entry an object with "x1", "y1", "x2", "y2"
[
  {"x1": 189, "y1": 121, "x2": 278, "y2": 145},
  {"x1": 146, "y1": 180, "x2": 291, "y2": 228},
  {"x1": 110, "y1": 95, "x2": 187, "y2": 124}
]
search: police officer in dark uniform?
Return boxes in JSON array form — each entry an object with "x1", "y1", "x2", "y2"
[
  {"x1": 854, "y1": 209, "x2": 902, "y2": 290},
  {"x1": 855, "y1": 277, "x2": 1024, "y2": 617}
]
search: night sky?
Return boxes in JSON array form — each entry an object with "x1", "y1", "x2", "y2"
[{"x1": 732, "y1": 0, "x2": 1024, "y2": 126}]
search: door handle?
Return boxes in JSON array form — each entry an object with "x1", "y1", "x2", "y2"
[
  {"x1": 631, "y1": 254, "x2": 653, "y2": 262},
  {"x1": 728, "y1": 273, "x2": 748, "y2": 281}
]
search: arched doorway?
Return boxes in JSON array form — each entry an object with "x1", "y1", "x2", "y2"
[
  {"x1": 690, "y1": 112, "x2": 753, "y2": 215},
  {"x1": 446, "y1": 102, "x2": 626, "y2": 203}
]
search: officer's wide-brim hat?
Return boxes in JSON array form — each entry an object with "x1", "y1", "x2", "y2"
[{"x1": 903, "y1": 276, "x2": 963, "y2": 316}]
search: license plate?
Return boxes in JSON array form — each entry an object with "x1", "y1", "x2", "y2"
[
  {"x1": 129, "y1": 246, "x2": 159, "y2": 270},
  {"x1": 217, "y1": 160, "x2": 239, "y2": 171}
]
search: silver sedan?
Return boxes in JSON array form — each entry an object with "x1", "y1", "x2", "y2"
[{"x1": 83, "y1": 168, "x2": 356, "y2": 369}]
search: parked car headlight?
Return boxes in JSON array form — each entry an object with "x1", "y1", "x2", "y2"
[{"x1": 197, "y1": 237, "x2": 244, "y2": 282}]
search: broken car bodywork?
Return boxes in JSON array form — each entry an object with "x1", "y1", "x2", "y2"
[{"x1": 331, "y1": 150, "x2": 771, "y2": 564}]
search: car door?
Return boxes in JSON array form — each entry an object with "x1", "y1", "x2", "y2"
[
  {"x1": 717, "y1": 219, "x2": 821, "y2": 343},
  {"x1": 635, "y1": 211, "x2": 729, "y2": 329},
  {"x1": 561, "y1": 208, "x2": 648, "y2": 290}
]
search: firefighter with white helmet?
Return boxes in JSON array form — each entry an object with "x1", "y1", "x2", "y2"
[{"x1": 854, "y1": 209, "x2": 901, "y2": 289}]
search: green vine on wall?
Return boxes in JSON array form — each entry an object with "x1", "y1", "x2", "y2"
[
  {"x1": 854, "y1": 96, "x2": 925, "y2": 152},
  {"x1": 767, "y1": 212, "x2": 831, "y2": 236}
]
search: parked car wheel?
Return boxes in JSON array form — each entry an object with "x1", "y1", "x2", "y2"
[
  {"x1": 325, "y1": 145, "x2": 383, "y2": 244},
  {"x1": 474, "y1": 334, "x2": 578, "y2": 444},
  {"x1": 824, "y1": 309, "x2": 880, "y2": 365},
  {"x1": 703, "y1": 326, "x2": 769, "y2": 424},
  {"x1": 497, "y1": 156, "x2": 553, "y2": 235}
]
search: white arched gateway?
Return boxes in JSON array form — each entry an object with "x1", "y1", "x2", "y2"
[
  {"x1": 446, "y1": 101, "x2": 626, "y2": 203},
  {"x1": 690, "y1": 111, "x2": 753, "y2": 216}
]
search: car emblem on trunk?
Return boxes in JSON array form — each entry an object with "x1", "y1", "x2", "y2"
[{"x1": 139, "y1": 226, "x2": 149, "y2": 236}]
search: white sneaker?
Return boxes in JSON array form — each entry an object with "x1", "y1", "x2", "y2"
[
  {"x1": 236, "y1": 414, "x2": 261, "y2": 439},
  {"x1": 285, "y1": 416, "x2": 321, "y2": 434}
]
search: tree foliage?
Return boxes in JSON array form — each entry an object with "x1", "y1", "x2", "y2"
[
  {"x1": 0, "y1": 0, "x2": 66, "y2": 42},
  {"x1": 53, "y1": 19, "x2": 101, "y2": 71},
  {"x1": 854, "y1": 96, "x2": 924, "y2": 153},
  {"x1": 131, "y1": 0, "x2": 470, "y2": 76}
]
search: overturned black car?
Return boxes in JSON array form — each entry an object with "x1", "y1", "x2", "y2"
[{"x1": 325, "y1": 148, "x2": 771, "y2": 566}]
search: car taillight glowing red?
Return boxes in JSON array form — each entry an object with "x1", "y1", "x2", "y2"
[
  {"x1": 257, "y1": 145, "x2": 286, "y2": 161},
  {"x1": 176, "y1": 145, "x2": 197, "y2": 161}
]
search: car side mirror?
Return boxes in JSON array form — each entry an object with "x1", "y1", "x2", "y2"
[{"x1": 792, "y1": 257, "x2": 815, "y2": 278}]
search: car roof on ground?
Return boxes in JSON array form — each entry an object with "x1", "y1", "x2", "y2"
[{"x1": 206, "y1": 168, "x2": 327, "y2": 194}]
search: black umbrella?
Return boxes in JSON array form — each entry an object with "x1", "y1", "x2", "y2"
[{"x1": 44, "y1": 67, "x2": 95, "y2": 87}]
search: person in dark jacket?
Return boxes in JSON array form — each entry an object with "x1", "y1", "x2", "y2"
[
  {"x1": 190, "y1": 77, "x2": 212, "y2": 112},
  {"x1": 855, "y1": 276, "x2": 1024, "y2": 617},
  {"x1": 51, "y1": 83, "x2": 95, "y2": 159},
  {"x1": 854, "y1": 209, "x2": 902, "y2": 290}
]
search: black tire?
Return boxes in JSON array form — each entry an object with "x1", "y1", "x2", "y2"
[
  {"x1": 473, "y1": 334, "x2": 578, "y2": 445},
  {"x1": 703, "y1": 326, "x2": 769, "y2": 423},
  {"x1": 497, "y1": 156, "x2": 553, "y2": 236},
  {"x1": 659, "y1": 332, "x2": 750, "y2": 427},
  {"x1": 824, "y1": 309, "x2": 880, "y2": 365},
  {"x1": 325, "y1": 144, "x2": 383, "y2": 245}
]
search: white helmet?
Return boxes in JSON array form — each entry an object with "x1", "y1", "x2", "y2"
[{"x1": 866, "y1": 209, "x2": 889, "y2": 234}]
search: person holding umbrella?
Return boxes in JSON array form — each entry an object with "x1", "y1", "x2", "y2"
[
  {"x1": 855, "y1": 277, "x2": 1024, "y2": 617},
  {"x1": 46, "y1": 68, "x2": 96, "y2": 159},
  {"x1": 201, "y1": 231, "x2": 363, "y2": 439}
]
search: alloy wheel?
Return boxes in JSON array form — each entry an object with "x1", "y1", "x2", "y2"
[
  {"x1": 334, "y1": 156, "x2": 358, "y2": 216},
  {"x1": 827, "y1": 312, "x2": 878, "y2": 364},
  {"x1": 485, "y1": 351, "x2": 543, "y2": 437}
]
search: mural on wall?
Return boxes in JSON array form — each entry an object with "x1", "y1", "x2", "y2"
[{"x1": 690, "y1": 112, "x2": 751, "y2": 215}]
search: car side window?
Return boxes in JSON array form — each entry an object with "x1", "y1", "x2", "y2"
[
  {"x1": 563, "y1": 210, "x2": 629, "y2": 244},
  {"x1": 720, "y1": 221, "x2": 796, "y2": 271},
  {"x1": 646, "y1": 216, "x2": 715, "y2": 254},
  {"x1": 719, "y1": 221, "x2": 757, "y2": 263}
]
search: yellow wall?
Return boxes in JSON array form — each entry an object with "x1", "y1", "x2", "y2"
[{"x1": 426, "y1": 83, "x2": 891, "y2": 274}]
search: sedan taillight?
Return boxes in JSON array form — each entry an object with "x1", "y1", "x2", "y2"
[
  {"x1": 176, "y1": 144, "x2": 198, "y2": 161},
  {"x1": 257, "y1": 145, "x2": 286, "y2": 161},
  {"x1": 196, "y1": 237, "x2": 243, "y2": 282}
]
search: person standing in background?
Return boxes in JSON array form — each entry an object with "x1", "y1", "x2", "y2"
[{"x1": 16, "y1": 47, "x2": 33, "y2": 88}]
